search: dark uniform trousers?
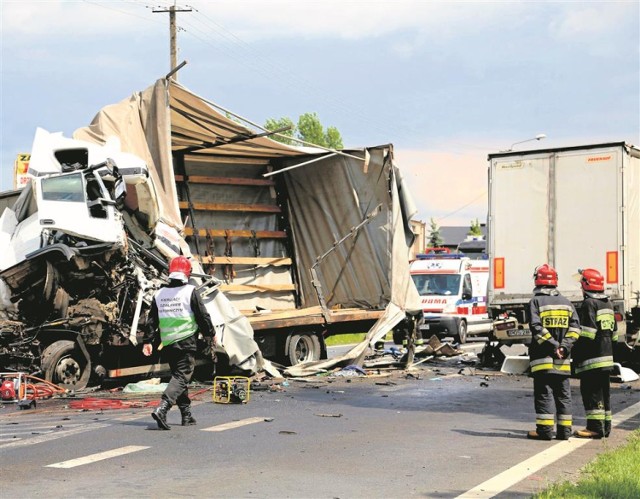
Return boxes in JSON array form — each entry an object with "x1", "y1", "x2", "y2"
[
  {"x1": 533, "y1": 373, "x2": 572, "y2": 439},
  {"x1": 162, "y1": 348, "x2": 196, "y2": 409},
  {"x1": 580, "y1": 370, "x2": 611, "y2": 437}
]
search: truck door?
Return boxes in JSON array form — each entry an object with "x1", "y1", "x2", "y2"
[
  {"x1": 489, "y1": 156, "x2": 551, "y2": 301},
  {"x1": 554, "y1": 147, "x2": 623, "y2": 301},
  {"x1": 36, "y1": 170, "x2": 124, "y2": 244}
]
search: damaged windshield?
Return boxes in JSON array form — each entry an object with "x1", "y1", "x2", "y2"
[
  {"x1": 411, "y1": 274, "x2": 461, "y2": 296},
  {"x1": 41, "y1": 173, "x2": 84, "y2": 202}
]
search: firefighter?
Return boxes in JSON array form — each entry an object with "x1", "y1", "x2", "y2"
[
  {"x1": 527, "y1": 264, "x2": 580, "y2": 440},
  {"x1": 142, "y1": 256, "x2": 215, "y2": 430},
  {"x1": 573, "y1": 268, "x2": 617, "y2": 439}
]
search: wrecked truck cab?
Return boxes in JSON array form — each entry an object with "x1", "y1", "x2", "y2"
[{"x1": 0, "y1": 131, "x2": 164, "y2": 390}]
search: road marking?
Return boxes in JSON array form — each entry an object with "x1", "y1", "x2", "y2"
[
  {"x1": 0, "y1": 437, "x2": 22, "y2": 443},
  {"x1": 46, "y1": 445, "x2": 150, "y2": 468},
  {"x1": 201, "y1": 416, "x2": 267, "y2": 432},
  {"x1": 458, "y1": 400, "x2": 640, "y2": 498},
  {"x1": 0, "y1": 424, "x2": 110, "y2": 451}
]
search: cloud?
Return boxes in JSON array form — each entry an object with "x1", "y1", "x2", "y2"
[{"x1": 394, "y1": 146, "x2": 488, "y2": 226}]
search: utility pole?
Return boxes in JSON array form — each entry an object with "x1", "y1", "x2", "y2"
[{"x1": 153, "y1": 2, "x2": 192, "y2": 80}]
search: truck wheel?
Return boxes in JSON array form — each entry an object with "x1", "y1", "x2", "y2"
[
  {"x1": 456, "y1": 321, "x2": 468, "y2": 344},
  {"x1": 287, "y1": 333, "x2": 321, "y2": 365},
  {"x1": 41, "y1": 340, "x2": 91, "y2": 390}
]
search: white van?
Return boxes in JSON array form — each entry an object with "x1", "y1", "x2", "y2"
[{"x1": 409, "y1": 255, "x2": 493, "y2": 343}]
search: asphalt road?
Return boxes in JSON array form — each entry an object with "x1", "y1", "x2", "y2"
[{"x1": 1, "y1": 348, "x2": 639, "y2": 499}]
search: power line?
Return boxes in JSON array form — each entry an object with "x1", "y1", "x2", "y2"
[{"x1": 435, "y1": 190, "x2": 487, "y2": 223}]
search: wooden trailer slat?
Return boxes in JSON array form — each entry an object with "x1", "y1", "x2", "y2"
[{"x1": 179, "y1": 201, "x2": 281, "y2": 213}]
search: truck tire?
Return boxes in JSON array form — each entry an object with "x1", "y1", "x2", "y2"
[
  {"x1": 456, "y1": 321, "x2": 468, "y2": 344},
  {"x1": 287, "y1": 333, "x2": 321, "y2": 366},
  {"x1": 41, "y1": 340, "x2": 91, "y2": 390}
]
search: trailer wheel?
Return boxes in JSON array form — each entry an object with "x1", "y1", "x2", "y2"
[
  {"x1": 41, "y1": 340, "x2": 91, "y2": 391},
  {"x1": 456, "y1": 321, "x2": 468, "y2": 344},
  {"x1": 287, "y1": 333, "x2": 321, "y2": 365}
]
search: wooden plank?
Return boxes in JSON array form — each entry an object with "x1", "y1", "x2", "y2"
[
  {"x1": 181, "y1": 155, "x2": 270, "y2": 165},
  {"x1": 197, "y1": 256, "x2": 292, "y2": 266},
  {"x1": 245, "y1": 306, "x2": 323, "y2": 321},
  {"x1": 174, "y1": 175, "x2": 274, "y2": 187},
  {"x1": 184, "y1": 228, "x2": 287, "y2": 239},
  {"x1": 179, "y1": 201, "x2": 281, "y2": 213},
  {"x1": 245, "y1": 306, "x2": 383, "y2": 330},
  {"x1": 220, "y1": 283, "x2": 296, "y2": 292}
]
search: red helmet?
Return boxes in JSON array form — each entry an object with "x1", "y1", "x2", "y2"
[
  {"x1": 168, "y1": 256, "x2": 192, "y2": 280},
  {"x1": 533, "y1": 264, "x2": 558, "y2": 287},
  {"x1": 580, "y1": 268, "x2": 604, "y2": 292}
]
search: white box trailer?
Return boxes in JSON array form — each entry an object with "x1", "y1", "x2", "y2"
[{"x1": 487, "y1": 142, "x2": 640, "y2": 345}]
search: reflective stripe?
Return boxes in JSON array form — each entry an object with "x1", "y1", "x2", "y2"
[
  {"x1": 539, "y1": 304, "x2": 574, "y2": 313},
  {"x1": 612, "y1": 334, "x2": 619, "y2": 342},
  {"x1": 557, "y1": 419, "x2": 572, "y2": 427},
  {"x1": 580, "y1": 327, "x2": 597, "y2": 339},
  {"x1": 586, "y1": 414, "x2": 606, "y2": 421},
  {"x1": 537, "y1": 413, "x2": 554, "y2": 420},
  {"x1": 530, "y1": 358, "x2": 553, "y2": 372},
  {"x1": 575, "y1": 356, "x2": 614, "y2": 374},
  {"x1": 536, "y1": 332, "x2": 552, "y2": 344},
  {"x1": 565, "y1": 331, "x2": 580, "y2": 340},
  {"x1": 536, "y1": 419, "x2": 555, "y2": 426},
  {"x1": 605, "y1": 411, "x2": 612, "y2": 421},
  {"x1": 531, "y1": 356, "x2": 571, "y2": 373},
  {"x1": 557, "y1": 414, "x2": 572, "y2": 421}
]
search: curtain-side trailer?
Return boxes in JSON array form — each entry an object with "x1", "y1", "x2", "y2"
[{"x1": 73, "y1": 79, "x2": 422, "y2": 369}]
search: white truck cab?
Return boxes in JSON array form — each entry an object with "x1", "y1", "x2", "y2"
[{"x1": 410, "y1": 254, "x2": 493, "y2": 343}]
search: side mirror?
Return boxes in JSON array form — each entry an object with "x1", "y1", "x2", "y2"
[{"x1": 462, "y1": 291, "x2": 472, "y2": 301}]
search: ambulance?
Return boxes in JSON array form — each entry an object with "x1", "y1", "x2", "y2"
[{"x1": 409, "y1": 254, "x2": 493, "y2": 343}]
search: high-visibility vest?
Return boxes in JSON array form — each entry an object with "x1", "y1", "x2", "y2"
[{"x1": 155, "y1": 284, "x2": 198, "y2": 346}]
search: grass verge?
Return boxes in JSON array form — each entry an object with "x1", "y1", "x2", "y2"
[
  {"x1": 534, "y1": 429, "x2": 640, "y2": 498},
  {"x1": 325, "y1": 332, "x2": 393, "y2": 347}
]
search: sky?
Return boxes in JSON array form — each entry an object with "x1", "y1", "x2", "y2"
[{"x1": 1, "y1": 0, "x2": 638, "y2": 226}]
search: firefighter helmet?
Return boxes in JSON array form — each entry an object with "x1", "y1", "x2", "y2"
[
  {"x1": 533, "y1": 264, "x2": 558, "y2": 287},
  {"x1": 580, "y1": 268, "x2": 604, "y2": 292},
  {"x1": 168, "y1": 256, "x2": 192, "y2": 281}
]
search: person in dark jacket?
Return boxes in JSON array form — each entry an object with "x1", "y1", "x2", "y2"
[
  {"x1": 143, "y1": 256, "x2": 215, "y2": 430},
  {"x1": 573, "y1": 268, "x2": 617, "y2": 439},
  {"x1": 527, "y1": 264, "x2": 580, "y2": 440}
]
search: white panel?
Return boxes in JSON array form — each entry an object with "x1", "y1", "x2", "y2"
[
  {"x1": 489, "y1": 156, "x2": 550, "y2": 301},
  {"x1": 554, "y1": 147, "x2": 621, "y2": 300}
]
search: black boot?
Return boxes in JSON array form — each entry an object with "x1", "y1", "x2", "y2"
[
  {"x1": 152, "y1": 399, "x2": 172, "y2": 430},
  {"x1": 179, "y1": 404, "x2": 197, "y2": 426}
]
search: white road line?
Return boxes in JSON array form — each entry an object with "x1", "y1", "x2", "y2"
[
  {"x1": 0, "y1": 423, "x2": 89, "y2": 437},
  {"x1": 201, "y1": 417, "x2": 267, "y2": 432},
  {"x1": 0, "y1": 437, "x2": 22, "y2": 443},
  {"x1": 458, "y1": 400, "x2": 640, "y2": 498},
  {"x1": 0, "y1": 423, "x2": 110, "y2": 451},
  {"x1": 46, "y1": 445, "x2": 150, "y2": 469}
]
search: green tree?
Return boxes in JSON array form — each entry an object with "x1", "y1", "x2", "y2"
[
  {"x1": 427, "y1": 218, "x2": 443, "y2": 247},
  {"x1": 297, "y1": 112, "x2": 327, "y2": 147},
  {"x1": 264, "y1": 117, "x2": 296, "y2": 145},
  {"x1": 264, "y1": 113, "x2": 343, "y2": 149},
  {"x1": 325, "y1": 126, "x2": 344, "y2": 149},
  {"x1": 468, "y1": 218, "x2": 483, "y2": 237}
]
